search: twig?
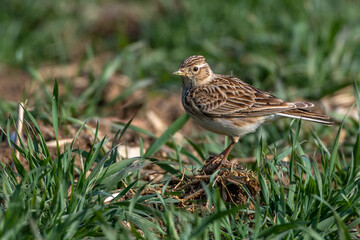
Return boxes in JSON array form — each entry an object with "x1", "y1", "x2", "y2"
[
  {"x1": 14, "y1": 102, "x2": 25, "y2": 167},
  {"x1": 183, "y1": 189, "x2": 205, "y2": 201},
  {"x1": 178, "y1": 179, "x2": 202, "y2": 191},
  {"x1": 220, "y1": 179, "x2": 237, "y2": 205},
  {"x1": 174, "y1": 169, "x2": 186, "y2": 190},
  {"x1": 227, "y1": 178, "x2": 245, "y2": 186},
  {"x1": 121, "y1": 180, "x2": 135, "y2": 195},
  {"x1": 46, "y1": 138, "x2": 73, "y2": 148},
  {"x1": 212, "y1": 176, "x2": 221, "y2": 187},
  {"x1": 193, "y1": 175, "x2": 212, "y2": 179}
]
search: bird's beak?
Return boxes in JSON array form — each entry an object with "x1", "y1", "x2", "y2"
[{"x1": 172, "y1": 70, "x2": 186, "y2": 76}]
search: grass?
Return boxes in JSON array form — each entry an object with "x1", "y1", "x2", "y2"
[
  {"x1": 0, "y1": 83, "x2": 359, "y2": 239},
  {"x1": 1, "y1": 0, "x2": 360, "y2": 239}
]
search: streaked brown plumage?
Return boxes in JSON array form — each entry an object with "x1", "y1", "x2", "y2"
[{"x1": 173, "y1": 55, "x2": 333, "y2": 171}]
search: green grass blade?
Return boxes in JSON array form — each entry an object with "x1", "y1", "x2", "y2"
[
  {"x1": 74, "y1": 54, "x2": 123, "y2": 107},
  {"x1": 144, "y1": 113, "x2": 189, "y2": 157},
  {"x1": 352, "y1": 79, "x2": 360, "y2": 175},
  {"x1": 6, "y1": 120, "x2": 27, "y2": 177},
  {"x1": 51, "y1": 78, "x2": 60, "y2": 156},
  {"x1": 191, "y1": 205, "x2": 245, "y2": 238},
  {"x1": 105, "y1": 78, "x2": 153, "y2": 107},
  {"x1": 147, "y1": 158, "x2": 179, "y2": 176},
  {"x1": 253, "y1": 197, "x2": 261, "y2": 239},
  {"x1": 185, "y1": 136, "x2": 206, "y2": 160},
  {"x1": 110, "y1": 178, "x2": 140, "y2": 203},
  {"x1": 327, "y1": 119, "x2": 344, "y2": 186},
  {"x1": 258, "y1": 221, "x2": 304, "y2": 238},
  {"x1": 288, "y1": 120, "x2": 302, "y2": 209},
  {"x1": 353, "y1": 79, "x2": 360, "y2": 123},
  {"x1": 312, "y1": 195, "x2": 352, "y2": 240},
  {"x1": 113, "y1": 122, "x2": 156, "y2": 138}
]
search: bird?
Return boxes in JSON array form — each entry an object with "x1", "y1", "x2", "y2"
[{"x1": 173, "y1": 55, "x2": 333, "y2": 172}]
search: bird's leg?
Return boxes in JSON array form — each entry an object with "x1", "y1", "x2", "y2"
[
  {"x1": 202, "y1": 137, "x2": 239, "y2": 173},
  {"x1": 218, "y1": 136, "x2": 239, "y2": 165}
]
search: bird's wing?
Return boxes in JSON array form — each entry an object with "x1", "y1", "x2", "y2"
[{"x1": 188, "y1": 75, "x2": 296, "y2": 117}]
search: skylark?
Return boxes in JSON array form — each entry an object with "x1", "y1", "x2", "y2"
[{"x1": 173, "y1": 55, "x2": 333, "y2": 171}]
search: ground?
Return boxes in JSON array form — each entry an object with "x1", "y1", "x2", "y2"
[{"x1": 0, "y1": 57, "x2": 356, "y2": 209}]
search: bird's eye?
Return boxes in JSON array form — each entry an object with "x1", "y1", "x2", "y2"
[{"x1": 193, "y1": 67, "x2": 198, "y2": 72}]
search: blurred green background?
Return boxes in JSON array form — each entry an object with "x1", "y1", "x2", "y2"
[
  {"x1": 2, "y1": 0, "x2": 360, "y2": 92},
  {"x1": 2, "y1": 0, "x2": 360, "y2": 156}
]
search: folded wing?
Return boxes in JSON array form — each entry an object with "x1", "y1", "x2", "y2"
[{"x1": 189, "y1": 75, "x2": 298, "y2": 117}]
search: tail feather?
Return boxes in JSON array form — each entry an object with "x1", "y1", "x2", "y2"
[
  {"x1": 276, "y1": 108, "x2": 333, "y2": 125},
  {"x1": 292, "y1": 102, "x2": 315, "y2": 109}
]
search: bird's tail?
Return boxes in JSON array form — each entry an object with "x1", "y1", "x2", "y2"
[{"x1": 276, "y1": 107, "x2": 333, "y2": 126}]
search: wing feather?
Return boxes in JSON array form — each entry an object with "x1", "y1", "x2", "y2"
[{"x1": 188, "y1": 75, "x2": 296, "y2": 117}]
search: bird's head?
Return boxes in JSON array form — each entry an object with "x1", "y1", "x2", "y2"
[{"x1": 173, "y1": 55, "x2": 213, "y2": 87}]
